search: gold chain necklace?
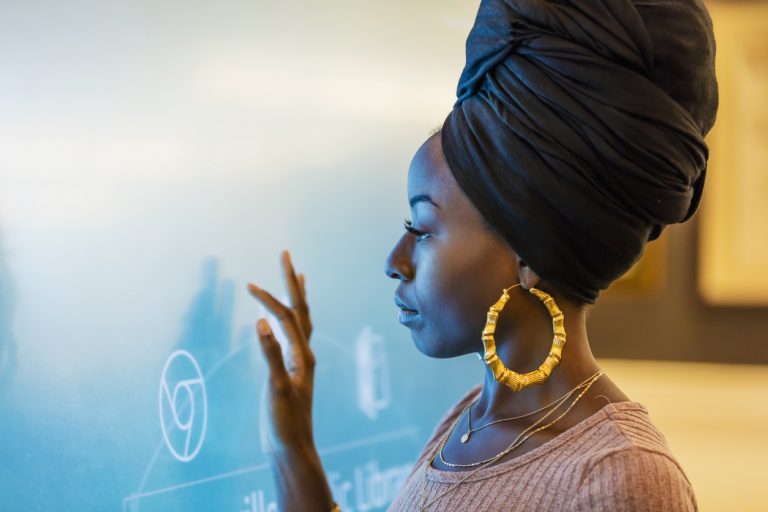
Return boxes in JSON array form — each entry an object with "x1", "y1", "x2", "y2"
[
  {"x1": 459, "y1": 377, "x2": 596, "y2": 444},
  {"x1": 417, "y1": 370, "x2": 605, "y2": 511},
  {"x1": 439, "y1": 370, "x2": 601, "y2": 468}
]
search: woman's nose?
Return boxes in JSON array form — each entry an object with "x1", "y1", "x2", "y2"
[{"x1": 384, "y1": 235, "x2": 414, "y2": 281}]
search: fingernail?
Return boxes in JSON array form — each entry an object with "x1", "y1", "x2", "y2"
[
  {"x1": 257, "y1": 319, "x2": 272, "y2": 336},
  {"x1": 248, "y1": 283, "x2": 259, "y2": 293}
]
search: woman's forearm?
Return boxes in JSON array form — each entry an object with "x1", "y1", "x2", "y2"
[{"x1": 270, "y1": 444, "x2": 335, "y2": 512}]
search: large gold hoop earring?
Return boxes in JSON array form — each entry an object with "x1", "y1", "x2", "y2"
[{"x1": 482, "y1": 285, "x2": 566, "y2": 392}]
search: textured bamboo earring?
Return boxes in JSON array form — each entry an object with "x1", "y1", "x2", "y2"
[{"x1": 482, "y1": 285, "x2": 566, "y2": 392}]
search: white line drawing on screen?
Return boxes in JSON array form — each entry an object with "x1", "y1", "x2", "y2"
[
  {"x1": 134, "y1": 341, "x2": 251, "y2": 509},
  {"x1": 127, "y1": 324, "x2": 417, "y2": 511},
  {"x1": 355, "y1": 326, "x2": 391, "y2": 420},
  {"x1": 122, "y1": 426, "x2": 418, "y2": 509},
  {"x1": 158, "y1": 350, "x2": 208, "y2": 462}
]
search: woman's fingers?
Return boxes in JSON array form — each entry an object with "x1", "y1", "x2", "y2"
[
  {"x1": 281, "y1": 251, "x2": 312, "y2": 338},
  {"x1": 281, "y1": 251, "x2": 304, "y2": 311},
  {"x1": 297, "y1": 273, "x2": 312, "y2": 337},
  {"x1": 248, "y1": 282, "x2": 291, "y2": 319},
  {"x1": 248, "y1": 283, "x2": 311, "y2": 377},
  {"x1": 256, "y1": 319, "x2": 290, "y2": 389},
  {"x1": 298, "y1": 273, "x2": 306, "y2": 299}
]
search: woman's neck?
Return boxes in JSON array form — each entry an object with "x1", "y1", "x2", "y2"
[{"x1": 472, "y1": 302, "x2": 604, "y2": 424}]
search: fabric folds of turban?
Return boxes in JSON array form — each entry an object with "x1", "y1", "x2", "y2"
[{"x1": 441, "y1": 0, "x2": 718, "y2": 303}]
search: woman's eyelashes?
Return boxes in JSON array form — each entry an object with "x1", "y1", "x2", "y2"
[{"x1": 404, "y1": 218, "x2": 432, "y2": 242}]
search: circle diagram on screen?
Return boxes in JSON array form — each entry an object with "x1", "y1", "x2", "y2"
[{"x1": 158, "y1": 350, "x2": 208, "y2": 462}]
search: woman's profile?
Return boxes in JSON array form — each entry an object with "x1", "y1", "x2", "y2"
[{"x1": 247, "y1": 0, "x2": 718, "y2": 510}]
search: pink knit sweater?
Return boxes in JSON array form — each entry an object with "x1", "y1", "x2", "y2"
[{"x1": 388, "y1": 386, "x2": 696, "y2": 511}]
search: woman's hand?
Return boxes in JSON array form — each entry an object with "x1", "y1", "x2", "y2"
[
  {"x1": 248, "y1": 251, "x2": 334, "y2": 512},
  {"x1": 248, "y1": 250, "x2": 315, "y2": 453}
]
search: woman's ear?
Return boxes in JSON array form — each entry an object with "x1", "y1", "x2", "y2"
[{"x1": 516, "y1": 255, "x2": 541, "y2": 290}]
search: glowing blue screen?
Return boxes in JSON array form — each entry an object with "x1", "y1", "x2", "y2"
[{"x1": 0, "y1": 1, "x2": 482, "y2": 510}]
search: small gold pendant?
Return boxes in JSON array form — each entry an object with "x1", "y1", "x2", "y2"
[{"x1": 460, "y1": 432, "x2": 470, "y2": 443}]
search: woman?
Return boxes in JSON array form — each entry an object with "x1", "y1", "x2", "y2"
[{"x1": 247, "y1": 0, "x2": 718, "y2": 510}]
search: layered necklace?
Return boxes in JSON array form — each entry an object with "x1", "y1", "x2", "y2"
[
  {"x1": 417, "y1": 369, "x2": 605, "y2": 511},
  {"x1": 456, "y1": 376, "x2": 595, "y2": 445}
]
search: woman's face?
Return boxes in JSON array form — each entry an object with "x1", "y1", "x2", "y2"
[{"x1": 385, "y1": 133, "x2": 521, "y2": 358}]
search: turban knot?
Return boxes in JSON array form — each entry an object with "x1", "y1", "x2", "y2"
[{"x1": 442, "y1": 0, "x2": 718, "y2": 303}]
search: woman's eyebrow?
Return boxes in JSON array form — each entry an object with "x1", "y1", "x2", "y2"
[{"x1": 409, "y1": 194, "x2": 441, "y2": 209}]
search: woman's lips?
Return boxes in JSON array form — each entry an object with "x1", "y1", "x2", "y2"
[{"x1": 394, "y1": 296, "x2": 419, "y2": 325}]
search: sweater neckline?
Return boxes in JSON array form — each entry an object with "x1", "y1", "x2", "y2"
[{"x1": 423, "y1": 398, "x2": 647, "y2": 483}]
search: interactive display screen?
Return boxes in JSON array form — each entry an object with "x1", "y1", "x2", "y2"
[{"x1": 0, "y1": 1, "x2": 482, "y2": 510}]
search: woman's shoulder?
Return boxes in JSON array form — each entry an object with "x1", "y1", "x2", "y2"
[
  {"x1": 558, "y1": 401, "x2": 689, "y2": 475},
  {"x1": 565, "y1": 401, "x2": 698, "y2": 511},
  {"x1": 573, "y1": 401, "x2": 684, "y2": 464},
  {"x1": 580, "y1": 401, "x2": 670, "y2": 449}
]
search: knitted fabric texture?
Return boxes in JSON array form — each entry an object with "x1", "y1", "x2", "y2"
[{"x1": 388, "y1": 386, "x2": 696, "y2": 511}]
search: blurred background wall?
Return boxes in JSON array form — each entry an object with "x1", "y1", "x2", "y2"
[{"x1": 589, "y1": 217, "x2": 768, "y2": 364}]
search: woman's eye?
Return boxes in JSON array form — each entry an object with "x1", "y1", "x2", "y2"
[{"x1": 403, "y1": 219, "x2": 431, "y2": 242}]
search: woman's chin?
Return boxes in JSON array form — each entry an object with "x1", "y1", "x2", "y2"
[{"x1": 409, "y1": 331, "x2": 467, "y2": 359}]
